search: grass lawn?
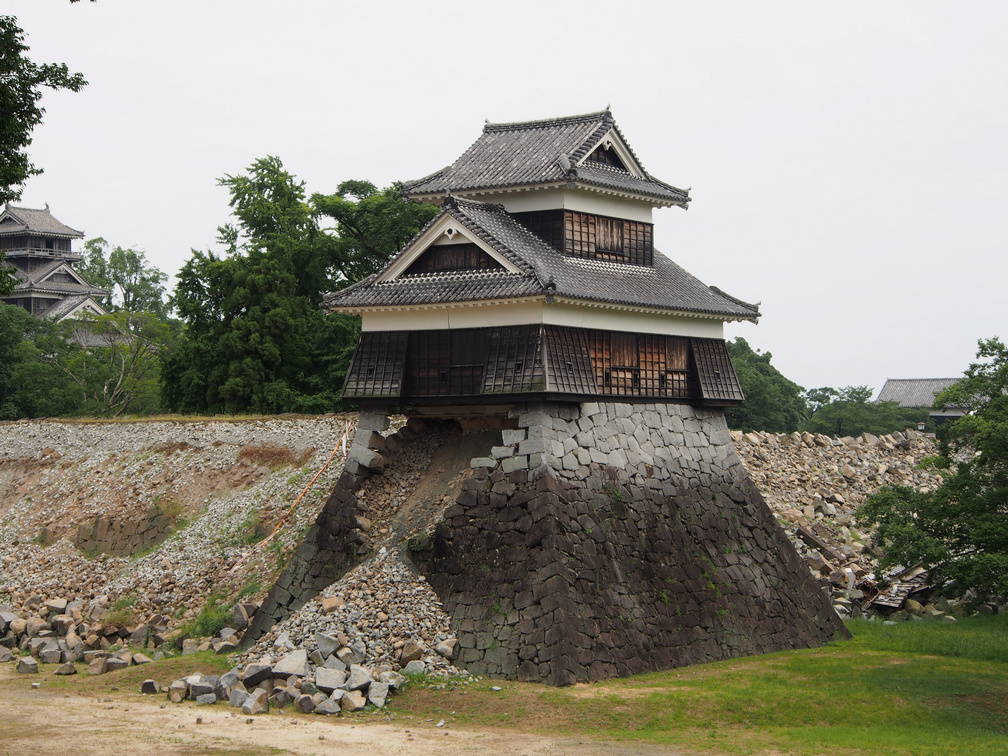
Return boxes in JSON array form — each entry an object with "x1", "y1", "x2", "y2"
[
  {"x1": 390, "y1": 614, "x2": 1008, "y2": 755},
  {"x1": 4, "y1": 616, "x2": 1005, "y2": 755}
]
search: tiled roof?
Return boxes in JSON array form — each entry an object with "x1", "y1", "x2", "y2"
[
  {"x1": 324, "y1": 198, "x2": 759, "y2": 322},
  {"x1": 877, "y1": 378, "x2": 961, "y2": 408},
  {"x1": 402, "y1": 110, "x2": 690, "y2": 207},
  {"x1": 9, "y1": 259, "x2": 109, "y2": 297},
  {"x1": 0, "y1": 205, "x2": 84, "y2": 238},
  {"x1": 40, "y1": 294, "x2": 95, "y2": 320}
]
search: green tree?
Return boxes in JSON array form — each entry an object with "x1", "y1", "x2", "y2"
[
  {"x1": 804, "y1": 385, "x2": 925, "y2": 437},
  {"x1": 79, "y1": 237, "x2": 169, "y2": 316},
  {"x1": 725, "y1": 337, "x2": 808, "y2": 433},
  {"x1": 1, "y1": 15, "x2": 86, "y2": 292},
  {"x1": 0, "y1": 15, "x2": 86, "y2": 202},
  {"x1": 33, "y1": 311, "x2": 169, "y2": 416},
  {"x1": 0, "y1": 302, "x2": 35, "y2": 418},
  {"x1": 858, "y1": 337, "x2": 1008, "y2": 602},
  {"x1": 163, "y1": 158, "x2": 434, "y2": 415},
  {"x1": 313, "y1": 180, "x2": 438, "y2": 285}
]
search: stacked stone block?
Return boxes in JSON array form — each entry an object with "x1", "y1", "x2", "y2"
[
  {"x1": 408, "y1": 401, "x2": 848, "y2": 685},
  {"x1": 73, "y1": 507, "x2": 174, "y2": 557},
  {"x1": 241, "y1": 409, "x2": 410, "y2": 649}
]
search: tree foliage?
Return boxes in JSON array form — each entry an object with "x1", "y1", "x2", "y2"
[
  {"x1": 804, "y1": 384, "x2": 925, "y2": 437},
  {"x1": 0, "y1": 303, "x2": 168, "y2": 418},
  {"x1": 858, "y1": 337, "x2": 1008, "y2": 602},
  {"x1": 162, "y1": 157, "x2": 434, "y2": 415},
  {"x1": 35, "y1": 312, "x2": 169, "y2": 416},
  {"x1": 313, "y1": 180, "x2": 438, "y2": 286},
  {"x1": 0, "y1": 15, "x2": 85, "y2": 292},
  {"x1": 725, "y1": 337, "x2": 807, "y2": 433},
  {"x1": 79, "y1": 237, "x2": 169, "y2": 316},
  {"x1": 0, "y1": 15, "x2": 86, "y2": 203}
]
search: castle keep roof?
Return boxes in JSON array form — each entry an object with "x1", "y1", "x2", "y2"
[
  {"x1": 403, "y1": 109, "x2": 690, "y2": 208},
  {"x1": 324, "y1": 197, "x2": 759, "y2": 322},
  {"x1": 0, "y1": 205, "x2": 84, "y2": 238}
]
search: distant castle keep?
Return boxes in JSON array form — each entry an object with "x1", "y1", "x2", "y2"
[
  {"x1": 0, "y1": 204, "x2": 107, "y2": 320},
  {"x1": 247, "y1": 111, "x2": 847, "y2": 682}
]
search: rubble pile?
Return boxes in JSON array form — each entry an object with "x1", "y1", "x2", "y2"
[{"x1": 732, "y1": 427, "x2": 956, "y2": 619}]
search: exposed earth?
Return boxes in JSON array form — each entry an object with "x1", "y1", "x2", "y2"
[{"x1": 0, "y1": 415, "x2": 952, "y2": 753}]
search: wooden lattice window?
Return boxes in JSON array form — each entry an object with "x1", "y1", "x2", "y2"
[
  {"x1": 512, "y1": 210, "x2": 565, "y2": 253},
  {"x1": 584, "y1": 145, "x2": 628, "y2": 171},
  {"x1": 563, "y1": 212, "x2": 652, "y2": 265},
  {"x1": 342, "y1": 331, "x2": 408, "y2": 399}
]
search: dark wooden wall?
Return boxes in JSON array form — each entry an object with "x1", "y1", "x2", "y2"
[
  {"x1": 513, "y1": 210, "x2": 653, "y2": 266},
  {"x1": 403, "y1": 243, "x2": 503, "y2": 276},
  {"x1": 342, "y1": 326, "x2": 741, "y2": 405}
]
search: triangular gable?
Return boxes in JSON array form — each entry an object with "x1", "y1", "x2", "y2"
[
  {"x1": 378, "y1": 211, "x2": 524, "y2": 282},
  {"x1": 45, "y1": 294, "x2": 108, "y2": 321},
  {"x1": 576, "y1": 128, "x2": 645, "y2": 178},
  {"x1": 62, "y1": 298, "x2": 107, "y2": 320},
  {"x1": 36, "y1": 262, "x2": 92, "y2": 288}
]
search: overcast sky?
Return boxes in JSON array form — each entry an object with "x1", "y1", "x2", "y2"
[{"x1": 8, "y1": 1, "x2": 1006, "y2": 393}]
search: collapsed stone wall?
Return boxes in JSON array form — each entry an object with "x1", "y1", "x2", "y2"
[
  {"x1": 242, "y1": 412, "x2": 427, "y2": 648},
  {"x1": 72, "y1": 508, "x2": 174, "y2": 557},
  {"x1": 407, "y1": 401, "x2": 847, "y2": 684}
]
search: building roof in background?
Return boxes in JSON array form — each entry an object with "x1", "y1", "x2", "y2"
[
  {"x1": 0, "y1": 205, "x2": 84, "y2": 238},
  {"x1": 324, "y1": 197, "x2": 759, "y2": 322},
  {"x1": 402, "y1": 109, "x2": 691, "y2": 208},
  {"x1": 877, "y1": 378, "x2": 961, "y2": 408}
]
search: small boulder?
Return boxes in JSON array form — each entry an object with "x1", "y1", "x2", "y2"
[
  {"x1": 314, "y1": 697, "x2": 341, "y2": 715},
  {"x1": 399, "y1": 639, "x2": 424, "y2": 665},
  {"x1": 88, "y1": 657, "x2": 108, "y2": 675},
  {"x1": 346, "y1": 664, "x2": 373, "y2": 692},
  {"x1": 296, "y1": 693, "x2": 316, "y2": 713},
  {"x1": 17, "y1": 657, "x2": 39, "y2": 674},
  {"x1": 241, "y1": 688, "x2": 269, "y2": 715},
  {"x1": 272, "y1": 649, "x2": 309, "y2": 678},
  {"x1": 167, "y1": 680, "x2": 188, "y2": 703},
  {"x1": 196, "y1": 693, "x2": 217, "y2": 706},
  {"x1": 378, "y1": 670, "x2": 406, "y2": 692},
  {"x1": 320, "y1": 596, "x2": 341, "y2": 614},
  {"x1": 53, "y1": 662, "x2": 77, "y2": 676},
  {"x1": 339, "y1": 689, "x2": 366, "y2": 712},
  {"x1": 140, "y1": 679, "x2": 160, "y2": 694},
  {"x1": 434, "y1": 638, "x2": 458, "y2": 660},
  {"x1": 229, "y1": 687, "x2": 250, "y2": 708},
  {"x1": 403, "y1": 660, "x2": 426, "y2": 675},
  {"x1": 242, "y1": 661, "x2": 273, "y2": 688},
  {"x1": 367, "y1": 681, "x2": 389, "y2": 709},
  {"x1": 314, "y1": 667, "x2": 346, "y2": 694},
  {"x1": 315, "y1": 632, "x2": 340, "y2": 659}
]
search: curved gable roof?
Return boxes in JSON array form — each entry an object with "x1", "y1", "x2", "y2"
[
  {"x1": 324, "y1": 198, "x2": 758, "y2": 322},
  {"x1": 0, "y1": 205, "x2": 84, "y2": 238},
  {"x1": 402, "y1": 110, "x2": 690, "y2": 208}
]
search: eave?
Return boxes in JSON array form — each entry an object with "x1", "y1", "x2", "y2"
[
  {"x1": 406, "y1": 181, "x2": 688, "y2": 210},
  {"x1": 328, "y1": 293, "x2": 756, "y2": 324}
]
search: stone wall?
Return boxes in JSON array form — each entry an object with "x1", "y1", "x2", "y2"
[
  {"x1": 73, "y1": 508, "x2": 174, "y2": 557},
  {"x1": 408, "y1": 401, "x2": 847, "y2": 685},
  {"x1": 250, "y1": 401, "x2": 848, "y2": 683},
  {"x1": 242, "y1": 410, "x2": 408, "y2": 648}
]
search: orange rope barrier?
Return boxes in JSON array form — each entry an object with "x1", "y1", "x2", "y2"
[{"x1": 258, "y1": 421, "x2": 351, "y2": 548}]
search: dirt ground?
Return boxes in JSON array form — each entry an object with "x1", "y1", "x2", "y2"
[{"x1": 0, "y1": 666, "x2": 685, "y2": 756}]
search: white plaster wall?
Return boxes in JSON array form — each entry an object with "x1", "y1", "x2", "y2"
[{"x1": 360, "y1": 300, "x2": 724, "y2": 338}]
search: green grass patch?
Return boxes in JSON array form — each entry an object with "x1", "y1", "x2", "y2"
[
  {"x1": 390, "y1": 614, "x2": 1008, "y2": 755},
  {"x1": 173, "y1": 593, "x2": 232, "y2": 647}
]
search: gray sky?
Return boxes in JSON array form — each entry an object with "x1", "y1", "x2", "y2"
[{"x1": 8, "y1": 1, "x2": 1006, "y2": 393}]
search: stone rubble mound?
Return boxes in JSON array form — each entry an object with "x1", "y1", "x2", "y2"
[
  {"x1": 0, "y1": 416, "x2": 354, "y2": 635},
  {"x1": 240, "y1": 547, "x2": 463, "y2": 678},
  {"x1": 731, "y1": 427, "x2": 957, "y2": 619}
]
